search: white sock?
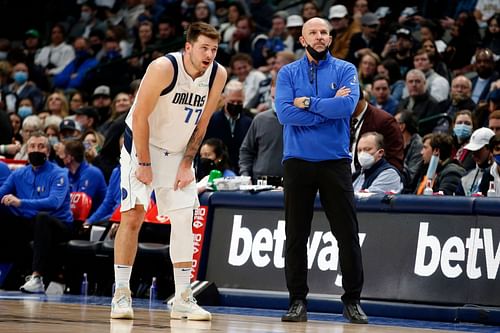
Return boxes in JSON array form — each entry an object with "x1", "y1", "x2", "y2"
[
  {"x1": 114, "y1": 264, "x2": 132, "y2": 290},
  {"x1": 174, "y1": 267, "x2": 191, "y2": 300}
]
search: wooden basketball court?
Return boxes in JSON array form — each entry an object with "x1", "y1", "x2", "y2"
[{"x1": 0, "y1": 299, "x2": 469, "y2": 333}]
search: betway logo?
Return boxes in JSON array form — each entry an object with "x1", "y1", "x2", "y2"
[
  {"x1": 415, "y1": 222, "x2": 500, "y2": 279},
  {"x1": 228, "y1": 215, "x2": 366, "y2": 278}
]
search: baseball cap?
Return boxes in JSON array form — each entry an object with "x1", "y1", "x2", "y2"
[
  {"x1": 286, "y1": 15, "x2": 304, "y2": 28},
  {"x1": 464, "y1": 127, "x2": 495, "y2": 151},
  {"x1": 25, "y1": 29, "x2": 40, "y2": 38},
  {"x1": 396, "y1": 28, "x2": 412, "y2": 39},
  {"x1": 361, "y1": 13, "x2": 379, "y2": 26},
  {"x1": 328, "y1": 5, "x2": 348, "y2": 19},
  {"x1": 92, "y1": 85, "x2": 111, "y2": 98},
  {"x1": 401, "y1": 6, "x2": 418, "y2": 17},
  {"x1": 60, "y1": 119, "x2": 79, "y2": 132},
  {"x1": 374, "y1": 6, "x2": 390, "y2": 19},
  {"x1": 75, "y1": 106, "x2": 99, "y2": 121}
]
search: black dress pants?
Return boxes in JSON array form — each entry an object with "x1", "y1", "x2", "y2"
[
  {"x1": 283, "y1": 158, "x2": 364, "y2": 304},
  {"x1": 0, "y1": 210, "x2": 72, "y2": 277}
]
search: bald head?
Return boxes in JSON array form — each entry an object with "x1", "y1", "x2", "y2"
[
  {"x1": 300, "y1": 17, "x2": 332, "y2": 61},
  {"x1": 451, "y1": 75, "x2": 472, "y2": 102},
  {"x1": 302, "y1": 17, "x2": 330, "y2": 35}
]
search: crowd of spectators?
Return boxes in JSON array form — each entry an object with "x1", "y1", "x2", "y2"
[{"x1": 0, "y1": 0, "x2": 499, "y2": 293}]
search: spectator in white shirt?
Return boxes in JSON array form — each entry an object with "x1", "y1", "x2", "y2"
[{"x1": 34, "y1": 23, "x2": 75, "y2": 76}]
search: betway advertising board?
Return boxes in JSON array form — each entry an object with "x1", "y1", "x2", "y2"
[{"x1": 205, "y1": 208, "x2": 500, "y2": 306}]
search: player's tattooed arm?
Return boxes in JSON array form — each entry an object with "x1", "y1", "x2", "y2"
[{"x1": 182, "y1": 126, "x2": 204, "y2": 164}]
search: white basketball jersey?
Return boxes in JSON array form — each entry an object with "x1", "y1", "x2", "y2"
[{"x1": 126, "y1": 52, "x2": 218, "y2": 154}]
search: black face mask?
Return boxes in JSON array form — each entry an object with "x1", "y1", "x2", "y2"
[
  {"x1": 197, "y1": 158, "x2": 217, "y2": 179},
  {"x1": 306, "y1": 44, "x2": 328, "y2": 61},
  {"x1": 226, "y1": 103, "x2": 243, "y2": 117},
  {"x1": 478, "y1": 159, "x2": 491, "y2": 169},
  {"x1": 28, "y1": 151, "x2": 47, "y2": 167},
  {"x1": 90, "y1": 44, "x2": 102, "y2": 55}
]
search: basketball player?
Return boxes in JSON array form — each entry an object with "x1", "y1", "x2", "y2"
[{"x1": 111, "y1": 22, "x2": 227, "y2": 321}]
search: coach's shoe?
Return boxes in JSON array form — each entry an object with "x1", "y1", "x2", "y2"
[
  {"x1": 111, "y1": 288, "x2": 134, "y2": 319},
  {"x1": 343, "y1": 302, "x2": 368, "y2": 324},
  {"x1": 170, "y1": 289, "x2": 212, "y2": 321},
  {"x1": 20, "y1": 275, "x2": 45, "y2": 294},
  {"x1": 281, "y1": 300, "x2": 307, "y2": 322}
]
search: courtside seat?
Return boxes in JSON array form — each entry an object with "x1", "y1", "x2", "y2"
[
  {"x1": 137, "y1": 242, "x2": 170, "y2": 256},
  {"x1": 67, "y1": 239, "x2": 102, "y2": 253}
]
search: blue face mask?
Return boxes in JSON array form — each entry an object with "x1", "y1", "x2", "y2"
[
  {"x1": 453, "y1": 123, "x2": 472, "y2": 140},
  {"x1": 81, "y1": 11, "x2": 92, "y2": 22},
  {"x1": 14, "y1": 71, "x2": 28, "y2": 85},
  {"x1": 76, "y1": 50, "x2": 89, "y2": 58},
  {"x1": 18, "y1": 106, "x2": 33, "y2": 119},
  {"x1": 107, "y1": 50, "x2": 120, "y2": 59},
  {"x1": 494, "y1": 154, "x2": 500, "y2": 165},
  {"x1": 48, "y1": 136, "x2": 59, "y2": 147}
]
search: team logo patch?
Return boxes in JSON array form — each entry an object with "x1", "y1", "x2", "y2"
[
  {"x1": 330, "y1": 82, "x2": 337, "y2": 90},
  {"x1": 121, "y1": 187, "x2": 128, "y2": 200},
  {"x1": 350, "y1": 75, "x2": 358, "y2": 85}
]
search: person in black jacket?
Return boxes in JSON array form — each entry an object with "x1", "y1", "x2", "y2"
[{"x1": 204, "y1": 80, "x2": 252, "y2": 174}]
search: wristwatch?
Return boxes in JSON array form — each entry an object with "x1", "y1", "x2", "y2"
[{"x1": 303, "y1": 97, "x2": 310, "y2": 109}]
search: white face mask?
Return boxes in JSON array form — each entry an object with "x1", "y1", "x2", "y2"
[{"x1": 358, "y1": 151, "x2": 376, "y2": 169}]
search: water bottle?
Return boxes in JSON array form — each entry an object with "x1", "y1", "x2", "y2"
[
  {"x1": 423, "y1": 179, "x2": 433, "y2": 196},
  {"x1": 81, "y1": 273, "x2": 88, "y2": 296},
  {"x1": 487, "y1": 181, "x2": 497, "y2": 197},
  {"x1": 149, "y1": 277, "x2": 157, "y2": 306},
  {"x1": 207, "y1": 169, "x2": 222, "y2": 191}
]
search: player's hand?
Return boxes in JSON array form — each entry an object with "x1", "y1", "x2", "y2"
[
  {"x1": 1, "y1": 194, "x2": 21, "y2": 207},
  {"x1": 294, "y1": 97, "x2": 307, "y2": 109},
  {"x1": 135, "y1": 165, "x2": 152, "y2": 185},
  {"x1": 335, "y1": 86, "x2": 351, "y2": 97},
  {"x1": 174, "y1": 164, "x2": 194, "y2": 190}
]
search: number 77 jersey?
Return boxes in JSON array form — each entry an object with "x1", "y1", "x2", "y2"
[{"x1": 126, "y1": 51, "x2": 219, "y2": 154}]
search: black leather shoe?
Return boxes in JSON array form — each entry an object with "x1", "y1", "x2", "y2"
[
  {"x1": 281, "y1": 300, "x2": 307, "y2": 322},
  {"x1": 343, "y1": 302, "x2": 368, "y2": 324}
]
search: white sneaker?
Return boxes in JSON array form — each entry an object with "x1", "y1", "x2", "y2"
[
  {"x1": 170, "y1": 289, "x2": 212, "y2": 321},
  {"x1": 20, "y1": 275, "x2": 45, "y2": 294},
  {"x1": 111, "y1": 288, "x2": 134, "y2": 319}
]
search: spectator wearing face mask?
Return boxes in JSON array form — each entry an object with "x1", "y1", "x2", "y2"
[
  {"x1": 0, "y1": 132, "x2": 72, "y2": 294},
  {"x1": 455, "y1": 127, "x2": 495, "y2": 196},
  {"x1": 16, "y1": 97, "x2": 35, "y2": 120},
  {"x1": 3, "y1": 62, "x2": 44, "y2": 113},
  {"x1": 353, "y1": 132, "x2": 403, "y2": 194},
  {"x1": 53, "y1": 37, "x2": 98, "y2": 90},
  {"x1": 15, "y1": 115, "x2": 42, "y2": 160},
  {"x1": 68, "y1": 2, "x2": 107, "y2": 39},
  {"x1": 451, "y1": 110, "x2": 476, "y2": 171},
  {"x1": 204, "y1": 80, "x2": 253, "y2": 174},
  {"x1": 196, "y1": 138, "x2": 236, "y2": 193}
]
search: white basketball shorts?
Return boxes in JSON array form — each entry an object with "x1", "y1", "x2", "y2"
[{"x1": 120, "y1": 134, "x2": 199, "y2": 215}]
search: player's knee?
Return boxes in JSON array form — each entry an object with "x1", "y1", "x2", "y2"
[
  {"x1": 168, "y1": 208, "x2": 194, "y2": 263},
  {"x1": 120, "y1": 206, "x2": 146, "y2": 231}
]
